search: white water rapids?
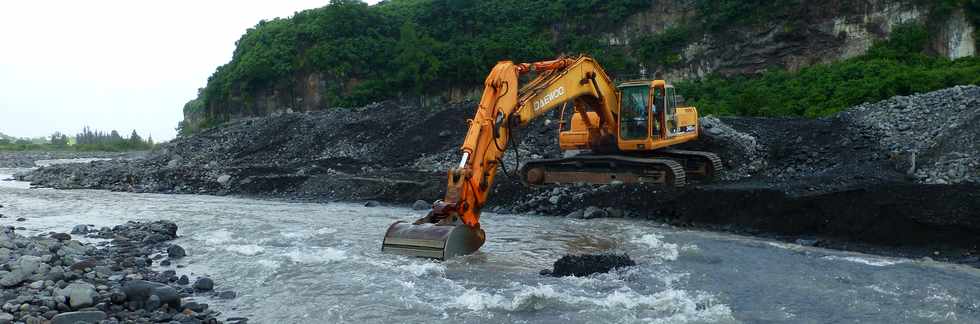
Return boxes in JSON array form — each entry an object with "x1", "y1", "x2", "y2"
[{"x1": 2, "y1": 167, "x2": 979, "y2": 323}]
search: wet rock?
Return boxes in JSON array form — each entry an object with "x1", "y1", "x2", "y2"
[
  {"x1": 0, "y1": 312, "x2": 11, "y2": 324},
  {"x1": 795, "y1": 238, "x2": 821, "y2": 247},
  {"x1": 564, "y1": 210, "x2": 584, "y2": 219},
  {"x1": 176, "y1": 275, "x2": 189, "y2": 285},
  {"x1": 167, "y1": 245, "x2": 186, "y2": 259},
  {"x1": 145, "y1": 294, "x2": 161, "y2": 311},
  {"x1": 193, "y1": 277, "x2": 214, "y2": 291},
  {"x1": 51, "y1": 310, "x2": 106, "y2": 324},
  {"x1": 56, "y1": 282, "x2": 97, "y2": 309},
  {"x1": 582, "y1": 206, "x2": 608, "y2": 219},
  {"x1": 181, "y1": 301, "x2": 207, "y2": 313},
  {"x1": 216, "y1": 174, "x2": 232, "y2": 186},
  {"x1": 411, "y1": 200, "x2": 429, "y2": 210},
  {"x1": 69, "y1": 259, "x2": 97, "y2": 272},
  {"x1": 0, "y1": 270, "x2": 27, "y2": 288},
  {"x1": 120, "y1": 280, "x2": 180, "y2": 310},
  {"x1": 216, "y1": 290, "x2": 236, "y2": 299},
  {"x1": 109, "y1": 290, "x2": 127, "y2": 304},
  {"x1": 14, "y1": 218, "x2": 25, "y2": 222},
  {"x1": 70, "y1": 225, "x2": 89, "y2": 235},
  {"x1": 604, "y1": 207, "x2": 624, "y2": 218},
  {"x1": 49, "y1": 233, "x2": 71, "y2": 241},
  {"x1": 364, "y1": 200, "x2": 380, "y2": 207},
  {"x1": 545, "y1": 254, "x2": 636, "y2": 277},
  {"x1": 226, "y1": 317, "x2": 249, "y2": 324}
]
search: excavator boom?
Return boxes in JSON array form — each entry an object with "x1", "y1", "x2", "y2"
[{"x1": 381, "y1": 55, "x2": 718, "y2": 259}]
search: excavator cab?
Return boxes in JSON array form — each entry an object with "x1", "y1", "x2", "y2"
[{"x1": 615, "y1": 80, "x2": 695, "y2": 152}]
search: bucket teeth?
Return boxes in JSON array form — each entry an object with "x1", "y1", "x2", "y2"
[{"x1": 381, "y1": 221, "x2": 485, "y2": 260}]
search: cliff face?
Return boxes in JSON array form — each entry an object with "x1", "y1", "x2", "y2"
[
  {"x1": 612, "y1": 0, "x2": 976, "y2": 80},
  {"x1": 179, "y1": 0, "x2": 977, "y2": 132}
]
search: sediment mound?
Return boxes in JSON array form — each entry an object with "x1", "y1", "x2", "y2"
[{"x1": 541, "y1": 254, "x2": 636, "y2": 277}]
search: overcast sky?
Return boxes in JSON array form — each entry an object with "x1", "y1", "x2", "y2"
[{"x1": 0, "y1": 0, "x2": 379, "y2": 141}]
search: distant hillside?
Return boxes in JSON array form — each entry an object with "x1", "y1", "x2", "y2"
[{"x1": 179, "y1": 0, "x2": 979, "y2": 135}]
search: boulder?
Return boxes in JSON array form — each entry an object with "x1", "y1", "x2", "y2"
[
  {"x1": 181, "y1": 301, "x2": 208, "y2": 312},
  {"x1": 564, "y1": 210, "x2": 585, "y2": 219},
  {"x1": 49, "y1": 233, "x2": 71, "y2": 241},
  {"x1": 216, "y1": 174, "x2": 233, "y2": 186},
  {"x1": 193, "y1": 277, "x2": 214, "y2": 291},
  {"x1": 545, "y1": 254, "x2": 636, "y2": 277},
  {"x1": 167, "y1": 245, "x2": 186, "y2": 259},
  {"x1": 56, "y1": 282, "x2": 97, "y2": 309},
  {"x1": 582, "y1": 206, "x2": 608, "y2": 219},
  {"x1": 121, "y1": 280, "x2": 180, "y2": 310},
  {"x1": 0, "y1": 312, "x2": 11, "y2": 324},
  {"x1": 50, "y1": 311, "x2": 106, "y2": 324},
  {"x1": 411, "y1": 200, "x2": 429, "y2": 210},
  {"x1": 70, "y1": 225, "x2": 89, "y2": 235},
  {"x1": 0, "y1": 270, "x2": 27, "y2": 287}
]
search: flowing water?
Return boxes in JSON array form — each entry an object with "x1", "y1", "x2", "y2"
[{"x1": 1, "y1": 167, "x2": 979, "y2": 323}]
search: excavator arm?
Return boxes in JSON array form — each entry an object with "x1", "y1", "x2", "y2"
[{"x1": 382, "y1": 55, "x2": 621, "y2": 259}]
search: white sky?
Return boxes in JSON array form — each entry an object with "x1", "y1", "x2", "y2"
[{"x1": 0, "y1": 0, "x2": 380, "y2": 141}]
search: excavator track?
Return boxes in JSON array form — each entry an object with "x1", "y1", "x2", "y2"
[
  {"x1": 652, "y1": 149, "x2": 723, "y2": 180},
  {"x1": 519, "y1": 155, "x2": 687, "y2": 187}
]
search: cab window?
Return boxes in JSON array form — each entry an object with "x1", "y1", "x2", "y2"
[{"x1": 619, "y1": 86, "x2": 648, "y2": 140}]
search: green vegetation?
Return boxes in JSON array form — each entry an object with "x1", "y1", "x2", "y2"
[
  {"x1": 0, "y1": 128, "x2": 156, "y2": 152},
  {"x1": 678, "y1": 24, "x2": 980, "y2": 117},
  {"x1": 197, "y1": 0, "x2": 651, "y2": 127},
  {"x1": 186, "y1": 0, "x2": 980, "y2": 135}
]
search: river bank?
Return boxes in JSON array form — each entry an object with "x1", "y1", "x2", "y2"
[
  {"x1": 0, "y1": 151, "x2": 147, "y2": 169},
  {"x1": 14, "y1": 86, "x2": 980, "y2": 268},
  {"x1": 0, "y1": 214, "x2": 237, "y2": 323}
]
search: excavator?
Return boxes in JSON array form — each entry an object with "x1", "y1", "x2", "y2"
[{"x1": 381, "y1": 55, "x2": 721, "y2": 259}]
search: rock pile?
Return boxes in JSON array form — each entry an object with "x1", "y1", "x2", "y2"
[
  {"x1": 842, "y1": 85, "x2": 980, "y2": 184},
  {"x1": 0, "y1": 221, "x2": 240, "y2": 323}
]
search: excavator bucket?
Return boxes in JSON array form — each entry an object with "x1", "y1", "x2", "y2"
[{"x1": 381, "y1": 221, "x2": 485, "y2": 260}]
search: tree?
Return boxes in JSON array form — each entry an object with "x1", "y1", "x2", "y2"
[
  {"x1": 50, "y1": 132, "x2": 69, "y2": 147},
  {"x1": 129, "y1": 130, "x2": 143, "y2": 146},
  {"x1": 392, "y1": 21, "x2": 441, "y2": 98}
]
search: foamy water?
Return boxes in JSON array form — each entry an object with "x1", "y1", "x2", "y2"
[{"x1": 2, "y1": 170, "x2": 980, "y2": 323}]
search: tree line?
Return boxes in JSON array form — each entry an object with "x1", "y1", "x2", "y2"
[{"x1": 0, "y1": 127, "x2": 155, "y2": 151}]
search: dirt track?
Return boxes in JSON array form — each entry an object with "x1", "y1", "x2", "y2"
[{"x1": 17, "y1": 86, "x2": 980, "y2": 265}]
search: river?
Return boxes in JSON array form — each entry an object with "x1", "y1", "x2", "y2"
[{"x1": 1, "y1": 167, "x2": 978, "y2": 323}]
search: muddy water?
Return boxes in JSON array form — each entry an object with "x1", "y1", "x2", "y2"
[{"x1": 1, "y1": 169, "x2": 979, "y2": 323}]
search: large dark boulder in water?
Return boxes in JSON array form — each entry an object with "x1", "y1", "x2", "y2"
[{"x1": 543, "y1": 253, "x2": 636, "y2": 277}]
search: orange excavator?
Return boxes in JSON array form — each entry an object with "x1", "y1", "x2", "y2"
[{"x1": 381, "y1": 55, "x2": 721, "y2": 259}]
